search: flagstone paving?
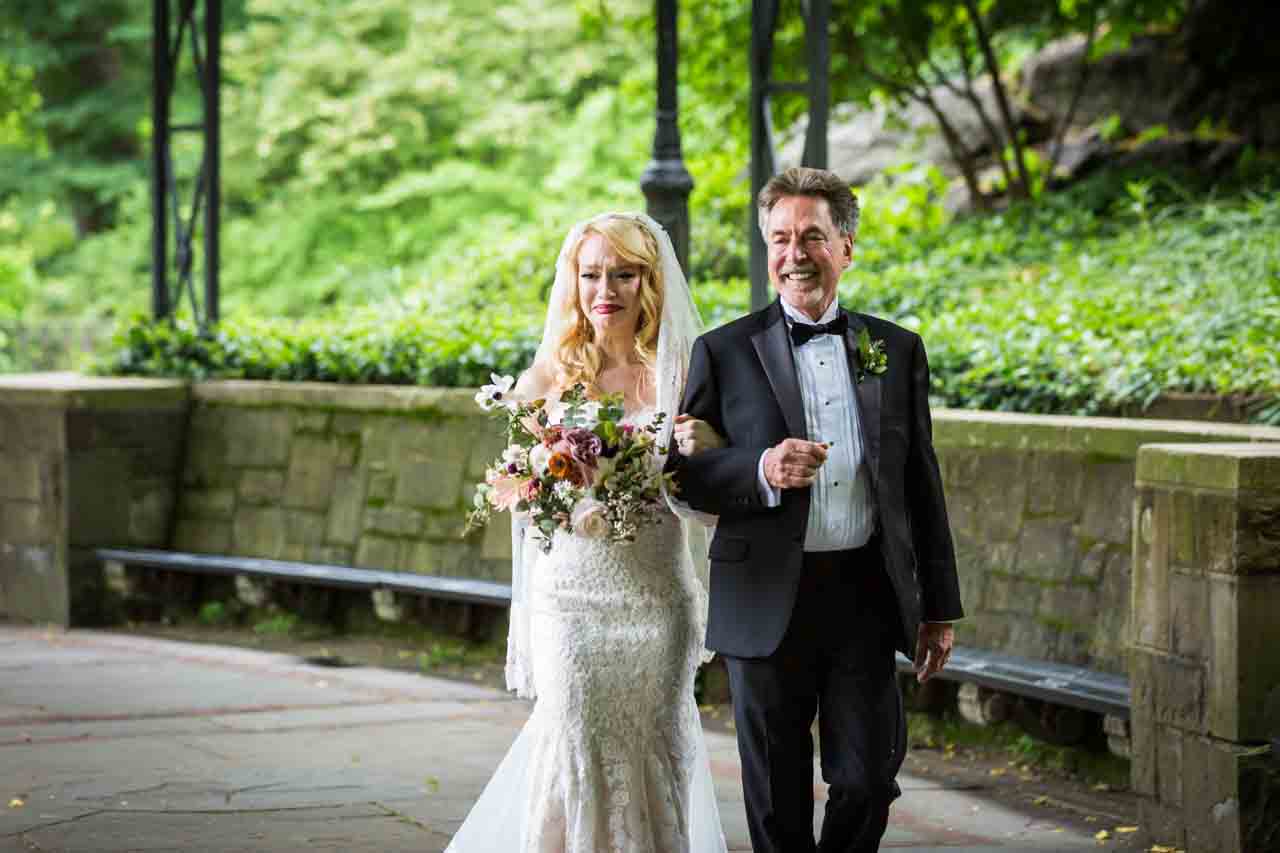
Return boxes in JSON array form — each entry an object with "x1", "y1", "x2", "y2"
[{"x1": 2, "y1": 626, "x2": 1121, "y2": 851}]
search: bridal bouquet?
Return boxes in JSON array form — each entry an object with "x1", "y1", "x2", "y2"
[{"x1": 464, "y1": 376, "x2": 674, "y2": 553}]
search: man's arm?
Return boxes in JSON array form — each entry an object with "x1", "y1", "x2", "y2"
[
  {"x1": 672, "y1": 337, "x2": 774, "y2": 516},
  {"x1": 904, "y1": 335, "x2": 963, "y2": 623}
]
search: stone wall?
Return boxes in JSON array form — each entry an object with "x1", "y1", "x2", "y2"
[
  {"x1": 932, "y1": 411, "x2": 1280, "y2": 674},
  {"x1": 1130, "y1": 443, "x2": 1280, "y2": 851},
  {"x1": 0, "y1": 374, "x2": 188, "y2": 625},
  {"x1": 174, "y1": 381, "x2": 510, "y2": 583}
]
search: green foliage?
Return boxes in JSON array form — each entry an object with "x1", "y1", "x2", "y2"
[{"x1": 101, "y1": 308, "x2": 540, "y2": 387}]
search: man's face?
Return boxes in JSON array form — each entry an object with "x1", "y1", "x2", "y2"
[{"x1": 765, "y1": 194, "x2": 853, "y2": 321}]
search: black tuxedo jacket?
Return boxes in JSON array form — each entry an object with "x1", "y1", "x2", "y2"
[{"x1": 674, "y1": 300, "x2": 963, "y2": 659}]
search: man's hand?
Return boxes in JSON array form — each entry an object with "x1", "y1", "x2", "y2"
[
  {"x1": 763, "y1": 438, "x2": 829, "y2": 490},
  {"x1": 672, "y1": 414, "x2": 726, "y2": 456},
  {"x1": 913, "y1": 622, "x2": 954, "y2": 683}
]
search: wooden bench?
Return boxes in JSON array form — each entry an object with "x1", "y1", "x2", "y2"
[{"x1": 97, "y1": 548, "x2": 1129, "y2": 733}]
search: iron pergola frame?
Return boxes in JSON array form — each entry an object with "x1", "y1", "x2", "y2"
[
  {"x1": 151, "y1": 0, "x2": 220, "y2": 327},
  {"x1": 749, "y1": 0, "x2": 831, "y2": 311}
]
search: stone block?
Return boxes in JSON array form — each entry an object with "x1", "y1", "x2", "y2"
[
  {"x1": 972, "y1": 451, "x2": 1028, "y2": 542},
  {"x1": 355, "y1": 534, "x2": 401, "y2": 570},
  {"x1": 467, "y1": 426, "x2": 506, "y2": 479},
  {"x1": 173, "y1": 519, "x2": 231, "y2": 554},
  {"x1": 1137, "y1": 800, "x2": 1186, "y2": 852},
  {"x1": 1238, "y1": 494, "x2": 1280, "y2": 576},
  {"x1": 362, "y1": 506, "x2": 423, "y2": 537},
  {"x1": 1130, "y1": 710, "x2": 1156, "y2": 795},
  {"x1": 1026, "y1": 452, "x2": 1085, "y2": 517},
  {"x1": 1005, "y1": 615, "x2": 1058, "y2": 661},
  {"x1": 483, "y1": 557, "x2": 512, "y2": 583},
  {"x1": 1037, "y1": 582, "x2": 1097, "y2": 632},
  {"x1": 305, "y1": 545, "x2": 353, "y2": 566},
  {"x1": 283, "y1": 435, "x2": 340, "y2": 510},
  {"x1": 367, "y1": 470, "x2": 395, "y2": 502},
  {"x1": 481, "y1": 516, "x2": 512, "y2": 561},
  {"x1": 182, "y1": 419, "x2": 234, "y2": 488},
  {"x1": 238, "y1": 470, "x2": 285, "y2": 506},
  {"x1": 1152, "y1": 651, "x2": 1206, "y2": 733},
  {"x1": 12, "y1": 407, "x2": 65, "y2": 453},
  {"x1": 983, "y1": 573, "x2": 1042, "y2": 614},
  {"x1": 224, "y1": 409, "x2": 292, "y2": 467},
  {"x1": 1078, "y1": 542, "x2": 1108, "y2": 582},
  {"x1": 1013, "y1": 518, "x2": 1077, "y2": 582},
  {"x1": 331, "y1": 412, "x2": 366, "y2": 436},
  {"x1": 336, "y1": 434, "x2": 360, "y2": 468},
  {"x1": 1090, "y1": 551, "x2": 1131, "y2": 671},
  {"x1": 1080, "y1": 461, "x2": 1134, "y2": 546},
  {"x1": 1168, "y1": 569, "x2": 1209, "y2": 662},
  {"x1": 67, "y1": 449, "x2": 131, "y2": 547},
  {"x1": 180, "y1": 488, "x2": 235, "y2": 521},
  {"x1": 128, "y1": 485, "x2": 172, "y2": 545},
  {"x1": 1207, "y1": 574, "x2": 1280, "y2": 743},
  {"x1": 404, "y1": 540, "x2": 471, "y2": 577},
  {"x1": 1132, "y1": 489, "x2": 1170, "y2": 652},
  {"x1": 0, "y1": 543, "x2": 64, "y2": 625},
  {"x1": 232, "y1": 507, "x2": 287, "y2": 559},
  {"x1": 424, "y1": 510, "x2": 466, "y2": 540},
  {"x1": 285, "y1": 510, "x2": 327, "y2": 546},
  {"x1": 956, "y1": 563, "x2": 985, "y2": 615},
  {"x1": 325, "y1": 468, "x2": 365, "y2": 546},
  {"x1": 1181, "y1": 734, "x2": 1246, "y2": 853},
  {"x1": 394, "y1": 456, "x2": 466, "y2": 509},
  {"x1": 293, "y1": 410, "x2": 331, "y2": 434},
  {"x1": 0, "y1": 453, "x2": 42, "y2": 501},
  {"x1": 0, "y1": 500, "x2": 56, "y2": 545},
  {"x1": 1156, "y1": 723, "x2": 1184, "y2": 808}
]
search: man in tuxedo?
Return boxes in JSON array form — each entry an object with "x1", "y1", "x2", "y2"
[{"x1": 673, "y1": 166, "x2": 963, "y2": 852}]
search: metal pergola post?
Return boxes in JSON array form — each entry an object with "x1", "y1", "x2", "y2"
[
  {"x1": 151, "y1": 0, "x2": 221, "y2": 328},
  {"x1": 749, "y1": 0, "x2": 832, "y2": 311},
  {"x1": 640, "y1": 0, "x2": 694, "y2": 277}
]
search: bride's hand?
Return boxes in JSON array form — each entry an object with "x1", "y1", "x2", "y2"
[{"x1": 672, "y1": 414, "x2": 725, "y2": 456}]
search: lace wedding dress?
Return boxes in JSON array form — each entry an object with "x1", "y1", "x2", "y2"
[{"x1": 445, "y1": 410, "x2": 726, "y2": 853}]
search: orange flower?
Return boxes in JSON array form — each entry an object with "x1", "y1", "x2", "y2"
[{"x1": 547, "y1": 452, "x2": 573, "y2": 480}]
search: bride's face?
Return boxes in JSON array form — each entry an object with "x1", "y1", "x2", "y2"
[{"x1": 576, "y1": 233, "x2": 645, "y2": 341}]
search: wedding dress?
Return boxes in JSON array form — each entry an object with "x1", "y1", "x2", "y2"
[
  {"x1": 446, "y1": 212, "x2": 724, "y2": 852},
  {"x1": 445, "y1": 406, "x2": 725, "y2": 853}
]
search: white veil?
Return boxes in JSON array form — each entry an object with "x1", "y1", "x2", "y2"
[{"x1": 504, "y1": 211, "x2": 714, "y2": 700}]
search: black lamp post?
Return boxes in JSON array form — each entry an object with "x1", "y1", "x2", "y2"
[{"x1": 640, "y1": 0, "x2": 694, "y2": 277}]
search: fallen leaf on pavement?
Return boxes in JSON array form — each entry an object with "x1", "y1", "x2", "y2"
[
  {"x1": 1116, "y1": 826, "x2": 1138, "y2": 833},
  {"x1": 8, "y1": 797, "x2": 25, "y2": 809},
  {"x1": 1095, "y1": 829, "x2": 1110, "y2": 841}
]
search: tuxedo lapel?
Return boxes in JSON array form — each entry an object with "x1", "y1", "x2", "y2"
[
  {"x1": 843, "y1": 312, "x2": 881, "y2": 488},
  {"x1": 750, "y1": 301, "x2": 807, "y2": 440}
]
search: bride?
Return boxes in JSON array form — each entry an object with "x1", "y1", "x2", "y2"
[{"x1": 445, "y1": 213, "x2": 728, "y2": 852}]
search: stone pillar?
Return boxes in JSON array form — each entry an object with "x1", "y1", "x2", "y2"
[
  {"x1": 1132, "y1": 443, "x2": 1280, "y2": 851},
  {"x1": 0, "y1": 374, "x2": 189, "y2": 625}
]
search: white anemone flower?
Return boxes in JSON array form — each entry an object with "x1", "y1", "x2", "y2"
[{"x1": 475, "y1": 373, "x2": 516, "y2": 411}]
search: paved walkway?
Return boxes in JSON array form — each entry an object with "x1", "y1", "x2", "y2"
[{"x1": 1, "y1": 626, "x2": 1107, "y2": 852}]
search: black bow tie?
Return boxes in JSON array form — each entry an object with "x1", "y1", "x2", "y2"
[{"x1": 790, "y1": 312, "x2": 848, "y2": 346}]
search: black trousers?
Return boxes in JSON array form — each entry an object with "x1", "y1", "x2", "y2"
[{"x1": 724, "y1": 543, "x2": 906, "y2": 853}]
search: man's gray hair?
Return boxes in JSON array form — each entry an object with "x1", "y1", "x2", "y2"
[{"x1": 757, "y1": 166, "x2": 860, "y2": 238}]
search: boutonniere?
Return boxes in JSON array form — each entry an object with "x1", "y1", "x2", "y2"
[{"x1": 855, "y1": 328, "x2": 888, "y2": 382}]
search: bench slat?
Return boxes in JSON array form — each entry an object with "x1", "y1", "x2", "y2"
[{"x1": 95, "y1": 548, "x2": 512, "y2": 606}]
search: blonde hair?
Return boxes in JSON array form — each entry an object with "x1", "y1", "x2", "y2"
[{"x1": 549, "y1": 216, "x2": 664, "y2": 398}]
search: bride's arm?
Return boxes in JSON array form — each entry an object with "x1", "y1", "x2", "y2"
[{"x1": 511, "y1": 360, "x2": 556, "y2": 402}]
